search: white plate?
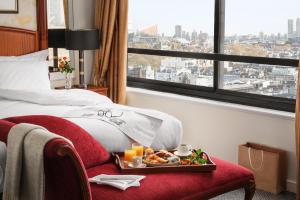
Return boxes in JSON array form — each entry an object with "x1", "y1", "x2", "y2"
[
  {"x1": 128, "y1": 163, "x2": 147, "y2": 168},
  {"x1": 174, "y1": 150, "x2": 192, "y2": 157}
]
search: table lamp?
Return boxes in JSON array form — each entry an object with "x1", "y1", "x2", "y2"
[
  {"x1": 65, "y1": 29, "x2": 100, "y2": 88},
  {"x1": 48, "y1": 29, "x2": 66, "y2": 69}
]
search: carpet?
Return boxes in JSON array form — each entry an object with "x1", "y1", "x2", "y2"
[{"x1": 212, "y1": 189, "x2": 296, "y2": 200}]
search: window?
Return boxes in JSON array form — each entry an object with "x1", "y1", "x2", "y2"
[
  {"x1": 47, "y1": 0, "x2": 65, "y2": 29},
  {"x1": 128, "y1": 0, "x2": 215, "y2": 87},
  {"x1": 220, "y1": 62, "x2": 297, "y2": 99},
  {"x1": 128, "y1": 0, "x2": 299, "y2": 112},
  {"x1": 128, "y1": 0, "x2": 214, "y2": 53},
  {"x1": 47, "y1": 0, "x2": 69, "y2": 69},
  {"x1": 224, "y1": 0, "x2": 300, "y2": 59},
  {"x1": 128, "y1": 53, "x2": 214, "y2": 87}
]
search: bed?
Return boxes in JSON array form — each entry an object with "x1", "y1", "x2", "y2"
[
  {"x1": 0, "y1": 1, "x2": 182, "y2": 152},
  {"x1": 0, "y1": 1, "x2": 183, "y2": 194},
  {"x1": 0, "y1": 89, "x2": 182, "y2": 152}
]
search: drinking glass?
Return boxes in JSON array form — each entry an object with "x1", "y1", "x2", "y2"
[
  {"x1": 132, "y1": 143, "x2": 144, "y2": 157},
  {"x1": 124, "y1": 149, "x2": 136, "y2": 163}
]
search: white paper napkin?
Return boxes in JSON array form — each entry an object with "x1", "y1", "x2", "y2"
[{"x1": 89, "y1": 174, "x2": 145, "y2": 190}]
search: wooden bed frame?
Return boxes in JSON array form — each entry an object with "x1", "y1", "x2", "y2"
[{"x1": 0, "y1": 0, "x2": 48, "y2": 56}]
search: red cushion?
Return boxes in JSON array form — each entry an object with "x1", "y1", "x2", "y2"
[
  {"x1": 87, "y1": 157, "x2": 254, "y2": 200},
  {"x1": 5, "y1": 115, "x2": 110, "y2": 169},
  {"x1": 0, "y1": 119, "x2": 15, "y2": 143}
]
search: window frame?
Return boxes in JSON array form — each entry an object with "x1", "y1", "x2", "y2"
[{"x1": 127, "y1": 0, "x2": 299, "y2": 112}]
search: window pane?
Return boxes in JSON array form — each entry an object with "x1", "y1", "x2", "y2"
[
  {"x1": 128, "y1": 54, "x2": 214, "y2": 87},
  {"x1": 57, "y1": 49, "x2": 70, "y2": 60},
  {"x1": 128, "y1": 0, "x2": 214, "y2": 53},
  {"x1": 224, "y1": 0, "x2": 300, "y2": 59},
  {"x1": 219, "y1": 62, "x2": 297, "y2": 99},
  {"x1": 48, "y1": 48, "x2": 54, "y2": 66},
  {"x1": 47, "y1": 0, "x2": 66, "y2": 28},
  {"x1": 48, "y1": 48, "x2": 70, "y2": 67}
]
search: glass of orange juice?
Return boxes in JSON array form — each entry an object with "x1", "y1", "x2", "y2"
[
  {"x1": 124, "y1": 149, "x2": 136, "y2": 163},
  {"x1": 132, "y1": 143, "x2": 144, "y2": 157}
]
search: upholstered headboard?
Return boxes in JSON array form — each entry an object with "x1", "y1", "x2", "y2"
[{"x1": 0, "y1": 0, "x2": 48, "y2": 56}]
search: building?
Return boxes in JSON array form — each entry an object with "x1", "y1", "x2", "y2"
[
  {"x1": 185, "y1": 32, "x2": 190, "y2": 41},
  {"x1": 288, "y1": 18, "x2": 300, "y2": 42},
  {"x1": 174, "y1": 25, "x2": 182, "y2": 38},
  {"x1": 139, "y1": 24, "x2": 158, "y2": 36},
  {"x1": 297, "y1": 18, "x2": 300, "y2": 36},
  {"x1": 191, "y1": 30, "x2": 198, "y2": 41},
  {"x1": 288, "y1": 19, "x2": 294, "y2": 38}
]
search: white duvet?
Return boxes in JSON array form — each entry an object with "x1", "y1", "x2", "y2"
[{"x1": 0, "y1": 89, "x2": 182, "y2": 152}]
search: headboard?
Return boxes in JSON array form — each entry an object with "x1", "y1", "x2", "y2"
[
  {"x1": 0, "y1": 0, "x2": 48, "y2": 56},
  {"x1": 0, "y1": 26, "x2": 38, "y2": 56}
]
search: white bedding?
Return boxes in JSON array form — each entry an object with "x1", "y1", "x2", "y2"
[{"x1": 0, "y1": 89, "x2": 182, "y2": 152}]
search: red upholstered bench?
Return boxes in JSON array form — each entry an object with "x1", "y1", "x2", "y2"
[
  {"x1": 0, "y1": 116, "x2": 255, "y2": 200},
  {"x1": 88, "y1": 158, "x2": 255, "y2": 200}
]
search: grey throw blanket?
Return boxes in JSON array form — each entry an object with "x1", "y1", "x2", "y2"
[{"x1": 3, "y1": 123, "x2": 72, "y2": 200}]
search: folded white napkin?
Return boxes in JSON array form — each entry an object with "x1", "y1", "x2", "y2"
[{"x1": 89, "y1": 174, "x2": 145, "y2": 190}]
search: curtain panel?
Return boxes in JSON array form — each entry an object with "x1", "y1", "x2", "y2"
[
  {"x1": 93, "y1": 0, "x2": 128, "y2": 104},
  {"x1": 63, "y1": 0, "x2": 69, "y2": 28},
  {"x1": 296, "y1": 59, "x2": 300, "y2": 199}
]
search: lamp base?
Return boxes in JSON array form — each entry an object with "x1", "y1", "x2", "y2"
[{"x1": 79, "y1": 50, "x2": 85, "y2": 87}]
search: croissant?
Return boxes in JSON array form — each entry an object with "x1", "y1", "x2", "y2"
[{"x1": 156, "y1": 157, "x2": 168, "y2": 163}]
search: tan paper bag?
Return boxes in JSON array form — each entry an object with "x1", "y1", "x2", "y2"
[{"x1": 238, "y1": 143, "x2": 287, "y2": 194}]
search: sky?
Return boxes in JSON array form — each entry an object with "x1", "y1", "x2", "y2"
[{"x1": 129, "y1": 0, "x2": 300, "y2": 36}]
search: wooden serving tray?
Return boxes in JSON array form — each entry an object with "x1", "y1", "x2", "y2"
[{"x1": 112, "y1": 151, "x2": 216, "y2": 174}]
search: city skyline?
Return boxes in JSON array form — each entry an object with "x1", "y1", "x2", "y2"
[
  {"x1": 129, "y1": 0, "x2": 300, "y2": 36},
  {"x1": 128, "y1": 0, "x2": 300, "y2": 99}
]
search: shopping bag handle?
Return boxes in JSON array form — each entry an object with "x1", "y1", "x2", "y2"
[{"x1": 248, "y1": 147, "x2": 264, "y2": 171}]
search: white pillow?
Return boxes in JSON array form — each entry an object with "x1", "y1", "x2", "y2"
[
  {"x1": 0, "y1": 50, "x2": 49, "y2": 61},
  {"x1": 0, "y1": 60, "x2": 51, "y2": 90}
]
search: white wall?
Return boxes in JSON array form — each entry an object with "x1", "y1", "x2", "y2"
[
  {"x1": 126, "y1": 87, "x2": 296, "y2": 192},
  {"x1": 0, "y1": 0, "x2": 37, "y2": 30}
]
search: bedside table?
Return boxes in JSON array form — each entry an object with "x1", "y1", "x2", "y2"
[
  {"x1": 55, "y1": 85, "x2": 108, "y2": 96},
  {"x1": 86, "y1": 85, "x2": 108, "y2": 96}
]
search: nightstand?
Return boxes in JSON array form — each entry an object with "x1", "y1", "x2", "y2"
[
  {"x1": 55, "y1": 85, "x2": 108, "y2": 96},
  {"x1": 86, "y1": 85, "x2": 108, "y2": 96}
]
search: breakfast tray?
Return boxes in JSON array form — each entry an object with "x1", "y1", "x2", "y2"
[{"x1": 112, "y1": 151, "x2": 216, "y2": 174}]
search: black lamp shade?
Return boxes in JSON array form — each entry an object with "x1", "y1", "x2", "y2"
[
  {"x1": 65, "y1": 29, "x2": 100, "y2": 50},
  {"x1": 48, "y1": 29, "x2": 66, "y2": 48}
]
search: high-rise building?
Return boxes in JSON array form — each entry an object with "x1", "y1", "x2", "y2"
[
  {"x1": 259, "y1": 32, "x2": 264, "y2": 40},
  {"x1": 288, "y1": 19, "x2": 294, "y2": 38},
  {"x1": 181, "y1": 30, "x2": 186, "y2": 39},
  {"x1": 175, "y1": 25, "x2": 182, "y2": 38},
  {"x1": 296, "y1": 18, "x2": 300, "y2": 36},
  {"x1": 185, "y1": 32, "x2": 190, "y2": 41},
  {"x1": 191, "y1": 30, "x2": 198, "y2": 41}
]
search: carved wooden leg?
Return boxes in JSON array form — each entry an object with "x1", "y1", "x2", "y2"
[{"x1": 244, "y1": 179, "x2": 256, "y2": 200}]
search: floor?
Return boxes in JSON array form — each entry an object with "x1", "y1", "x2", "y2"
[{"x1": 212, "y1": 189, "x2": 296, "y2": 200}]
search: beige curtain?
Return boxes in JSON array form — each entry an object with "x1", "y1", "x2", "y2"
[
  {"x1": 63, "y1": 0, "x2": 69, "y2": 28},
  {"x1": 92, "y1": 0, "x2": 128, "y2": 104},
  {"x1": 296, "y1": 60, "x2": 300, "y2": 199}
]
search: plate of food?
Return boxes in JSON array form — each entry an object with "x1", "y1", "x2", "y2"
[
  {"x1": 143, "y1": 149, "x2": 180, "y2": 167},
  {"x1": 180, "y1": 149, "x2": 209, "y2": 165}
]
